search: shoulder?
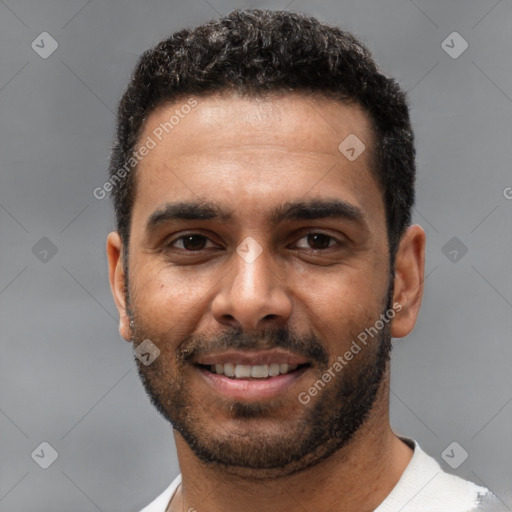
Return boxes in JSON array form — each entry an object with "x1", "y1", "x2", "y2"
[
  {"x1": 139, "y1": 474, "x2": 182, "y2": 512},
  {"x1": 376, "y1": 438, "x2": 497, "y2": 512}
]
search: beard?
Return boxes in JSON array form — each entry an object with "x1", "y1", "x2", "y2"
[{"x1": 127, "y1": 288, "x2": 393, "y2": 479}]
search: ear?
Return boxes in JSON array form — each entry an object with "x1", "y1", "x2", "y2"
[
  {"x1": 106, "y1": 231, "x2": 132, "y2": 342},
  {"x1": 390, "y1": 224, "x2": 426, "y2": 338}
]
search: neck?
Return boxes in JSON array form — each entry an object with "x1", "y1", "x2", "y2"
[{"x1": 169, "y1": 376, "x2": 413, "y2": 512}]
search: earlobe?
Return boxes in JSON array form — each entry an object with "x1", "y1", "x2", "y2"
[
  {"x1": 106, "y1": 231, "x2": 132, "y2": 342},
  {"x1": 390, "y1": 225, "x2": 426, "y2": 339}
]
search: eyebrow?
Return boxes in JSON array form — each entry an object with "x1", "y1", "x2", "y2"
[
  {"x1": 145, "y1": 198, "x2": 366, "y2": 232},
  {"x1": 269, "y1": 198, "x2": 364, "y2": 224},
  {"x1": 146, "y1": 201, "x2": 233, "y2": 231}
]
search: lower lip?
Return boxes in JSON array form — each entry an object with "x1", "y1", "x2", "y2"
[{"x1": 196, "y1": 365, "x2": 309, "y2": 401}]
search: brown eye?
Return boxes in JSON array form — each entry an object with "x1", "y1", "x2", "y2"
[
  {"x1": 170, "y1": 234, "x2": 214, "y2": 251},
  {"x1": 308, "y1": 234, "x2": 333, "y2": 249},
  {"x1": 294, "y1": 233, "x2": 338, "y2": 250}
]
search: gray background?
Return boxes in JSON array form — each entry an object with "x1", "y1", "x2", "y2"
[{"x1": 1, "y1": 0, "x2": 511, "y2": 510}]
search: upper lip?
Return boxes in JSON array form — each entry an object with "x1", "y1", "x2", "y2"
[{"x1": 194, "y1": 349, "x2": 310, "y2": 366}]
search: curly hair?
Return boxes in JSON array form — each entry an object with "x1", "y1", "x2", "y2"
[{"x1": 108, "y1": 8, "x2": 415, "y2": 260}]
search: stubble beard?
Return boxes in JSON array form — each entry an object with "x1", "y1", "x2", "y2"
[
  {"x1": 128, "y1": 308, "x2": 392, "y2": 479},
  {"x1": 124, "y1": 248, "x2": 394, "y2": 479}
]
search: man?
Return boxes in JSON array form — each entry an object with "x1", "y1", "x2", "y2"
[{"x1": 106, "y1": 9, "x2": 501, "y2": 512}]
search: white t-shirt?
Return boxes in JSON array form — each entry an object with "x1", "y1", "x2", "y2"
[{"x1": 140, "y1": 438, "x2": 500, "y2": 512}]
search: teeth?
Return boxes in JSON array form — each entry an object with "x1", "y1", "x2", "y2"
[
  {"x1": 251, "y1": 365, "x2": 268, "y2": 378},
  {"x1": 235, "y1": 365, "x2": 251, "y2": 378},
  {"x1": 223, "y1": 363, "x2": 235, "y2": 377},
  {"x1": 268, "y1": 363, "x2": 280, "y2": 376},
  {"x1": 209, "y1": 363, "x2": 299, "y2": 378}
]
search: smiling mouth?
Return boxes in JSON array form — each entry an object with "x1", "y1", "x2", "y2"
[{"x1": 196, "y1": 363, "x2": 311, "y2": 379}]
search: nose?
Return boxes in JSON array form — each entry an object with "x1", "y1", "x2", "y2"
[{"x1": 211, "y1": 240, "x2": 293, "y2": 331}]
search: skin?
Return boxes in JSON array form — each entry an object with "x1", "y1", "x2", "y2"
[{"x1": 107, "y1": 92, "x2": 426, "y2": 512}]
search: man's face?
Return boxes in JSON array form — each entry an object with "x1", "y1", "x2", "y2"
[{"x1": 117, "y1": 92, "x2": 395, "y2": 477}]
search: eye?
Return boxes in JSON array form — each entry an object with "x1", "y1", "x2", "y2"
[
  {"x1": 293, "y1": 233, "x2": 340, "y2": 250},
  {"x1": 168, "y1": 233, "x2": 217, "y2": 251}
]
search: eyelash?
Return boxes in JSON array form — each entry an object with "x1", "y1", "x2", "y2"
[{"x1": 166, "y1": 231, "x2": 343, "y2": 252}]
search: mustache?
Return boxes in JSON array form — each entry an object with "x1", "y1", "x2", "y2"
[{"x1": 176, "y1": 325, "x2": 329, "y2": 366}]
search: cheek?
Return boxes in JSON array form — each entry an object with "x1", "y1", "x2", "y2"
[
  {"x1": 129, "y1": 262, "x2": 214, "y2": 339},
  {"x1": 298, "y1": 263, "x2": 385, "y2": 305},
  {"x1": 293, "y1": 265, "x2": 388, "y2": 344}
]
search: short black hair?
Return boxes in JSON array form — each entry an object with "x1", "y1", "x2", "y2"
[{"x1": 108, "y1": 8, "x2": 415, "y2": 260}]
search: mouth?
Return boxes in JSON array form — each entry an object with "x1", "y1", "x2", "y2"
[
  {"x1": 194, "y1": 361, "x2": 312, "y2": 401},
  {"x1": 196, "y1": 362, "x2": 311, "y2": 379}
]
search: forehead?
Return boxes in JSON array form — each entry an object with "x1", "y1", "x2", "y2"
[
  {"x1": 131, "y1": 92, "x2": 383, "y2": 231},
  {"x1": 140, "y1": 92, "x2": 375, "y2": 159}
]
